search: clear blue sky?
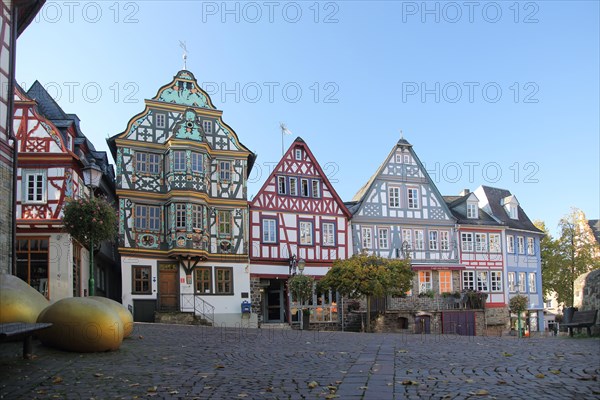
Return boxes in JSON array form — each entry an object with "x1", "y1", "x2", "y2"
[{"x1": 16, "y1": 1, "x2": 599, "y2": 236}]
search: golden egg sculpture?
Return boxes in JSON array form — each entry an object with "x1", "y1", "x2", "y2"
[
  {"x1": 37, "y1": 297, "x2": 123, "y2": 352},
  {"x1": 0, "y1": 273, "x2": 49, "y2": 323},
  {"x1": 89, "y1": 296, "x2": 134, "y2": 338}
]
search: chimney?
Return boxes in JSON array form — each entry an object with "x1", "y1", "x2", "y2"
[{"x1": 460, "y1": 189, "x2": 470, "y2": 196}]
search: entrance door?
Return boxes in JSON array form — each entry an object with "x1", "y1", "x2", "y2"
[
  {"x1": 265, "y1": 280, "x2": 284, "y2": 322},
  {"x1": 159, "y1": 262, "x2": 179, "y2": 311},
  {"x1": 415, "y1": 315, "x2": 431, "y2": 334}
]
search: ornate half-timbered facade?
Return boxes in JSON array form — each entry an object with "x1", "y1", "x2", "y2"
[
  {"x1": 108, "y1": 70, "x2": 256, "y2": 326},
  {"x1": 13, "y1": 82, "x2": 119, "y2": 301},
  {"x1": 249, "y1": 138, "x2": 351, "y2": 326}
]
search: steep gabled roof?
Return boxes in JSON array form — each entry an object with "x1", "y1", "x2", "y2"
[
  {"x1": 475, "y1": 185, "x2": 542, "y2": 233},
  {"x1": 26, "y1": 81, "x2": 69, "y2": 120},
  {"x1": 443, "y1": 194, "x2": 501, "y2": 226}
]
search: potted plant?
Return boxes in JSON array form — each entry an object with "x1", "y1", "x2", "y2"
[
  {"x1": 288, "y1": 274, "x2": 314, "y2": 329},
  {"x1": 509, "y1": 294, "x2": 528, "y2": 338}
]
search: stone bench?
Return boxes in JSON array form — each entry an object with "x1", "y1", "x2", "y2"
[{"x1": 0, "y1": 322, "x2": 52, "y2": 359}]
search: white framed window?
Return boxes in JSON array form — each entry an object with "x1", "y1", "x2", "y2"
[
  {"x1": 322, "y1": 222, "x2": 335, "y2": 246},
  {"x1": 176, "y1": 204, "x2": 187, "y2": 230},
  {"x1": 428, "y1": 231, "x2": 438, "y2": 251},
  {"x1": 461, "y1": 232, "x2": 474, "y2": 252},
  {"x1": 529, "y1": 272, "x2": 537, "y2": 293},
  {"x1": 378, "y1": 228, "x2": 389, "y2": 249},
  {"x1": 65, "y1": 134, "x2": 72, "y2": 151},
  {"x1": 440, "y1": 231, "x2": 450, "y2": 251},
  {"x1": 155, "y1": 113, "x2": 166, "y2": 128},
  {"x1": 407, "y1": 188, "x2": 419, "y2": 209},
  {"x1": 402, "y1": 229, "x2": 412, "y2": 249},
  {"x1": 219, "y1": 161, "x2": 231, "y2": 181},
  {"x1": 507, "y1": 204, "x2": 518, "y2": 219},
  {"x1": 277, "y1": 176, "x2": 286, "y2": 195},
  {"x1": 491, "y1": 271, "x2": 503, "y2": 292},
  {"x1": 300, "y1": 179, "x2": 309, "y2": 197},
  {"x1": 467, "y1": 203, "x2": 478, "y2": 219},
  {"x1": 262, "y1": 219, "x2": 277, "y2": 243},
  {"x1": 295, "y1": 149, "x2": 302, "y2": 160},
  {"x1": 404, "y1": 154, "x2": 410, "y2": 164},
  {"x1": 508, "y1": 272, "x2": 516, "y2": 292},
  {"x1": 299, "y1": 221, "x2": 313, "y2": 245},
  {"x1": 191, "y1": 152, "x2": 203, "y2": 173},
  {"x1": 362, "y1": 227, "x2": 373, "y2": 249},
  {"x1": 475, "y1": 233, "x2": 488, "y2": 252},
  {"x1": 527, "y1": 237, "x2": 534, "y2": 255},
  {"x1": 203, "y1": 120, "x2": 212, "y2": 133},
  {"x1": 414, "y1": 230, "x2": 424, "y2": 250},
  {"x1": 507, "y1": 235, "x2": 515, "y2": 253},
  {"x1": 517, "y1": 236, "x2": 525, "y2": 254},
  {"x1": 389, "y1": 187, "x2": 400, "y2": 208},
  {"x1": 418, "y1": 271, "x2": 432, "y2": 293},
  {"x1": 192, "y1": 205, "x2": 202, "y2": 230},
  {"x1": 23, "y1": 170, "x2": 46, "y2": 204},
  {"x1": 311, "y1": 180, "x2": 320, "y2": 198},
  {"x1": 439, "y1": 270, "x2": 452, "y2": 293},
  {"x1": 462, "y1": 271, "x2": 475, "y2": 291},
  {"x1": 395, "y1": 154, "x2": 402, "y2": 163},
  {"x1": 489, "y1": 234, "x2": 501, "y2": 253},
  {"x1": 477, "y1": 271, "x2": 489, "y2": 292},
  {"x1": 174, "y1": 151, "x2": 186, "y2": 171},
  {"x1": 518, "y1": 272, "x2": 526, "y2": 293},
  {"x1": 289, "y1": 177, "x2": 297, "y2": 196}
]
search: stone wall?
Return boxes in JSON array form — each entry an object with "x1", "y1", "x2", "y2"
[
  {"x1": 576, "y1": 269, "x2": 600, "y2": 335},
  {"x1": 485, "y1": 306, "x2": 509, "y2": 327},
  {"x1": 0, "y1": 161, "x2": 12, "y2": 274},
  {"x1": 249, "y1": 277, "x2": 263, "y2": 324}
]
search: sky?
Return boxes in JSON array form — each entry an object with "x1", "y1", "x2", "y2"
[{"x1": 15, "y1": 1, "x2": 600, "y2": 237}]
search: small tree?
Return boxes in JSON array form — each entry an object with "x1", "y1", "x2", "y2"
[
  {"x1": 509, "y1": 295, "x2": 528, "y2": 338},
  {"x1": 288, "y1": 274, "x2": 314, "y2": 328},
  {"x1": 319, "y1": 252, "x2": 414, "y2": 332},
  {"x1": 62, "y1": 196, "x2": 117, "y2": 249}
]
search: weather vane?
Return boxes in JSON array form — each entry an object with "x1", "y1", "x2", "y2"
[{"x1": 179, "y1": 40, "x2": 188, "y2": 70}]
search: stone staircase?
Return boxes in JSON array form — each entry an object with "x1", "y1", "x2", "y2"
[{"x1": 154, "y1": 311, "x2": 213, "y2": 326}]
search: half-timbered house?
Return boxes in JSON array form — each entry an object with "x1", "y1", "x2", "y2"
[
  {"x1": 13, "y1": 82, "x2": 119, "y2": 300},
  {"x1": 249, "y1": 137, "x2": 351, "y2": 327},
  {"x1": 107, "y1": 70, "x2": 256, "y2": 326}
]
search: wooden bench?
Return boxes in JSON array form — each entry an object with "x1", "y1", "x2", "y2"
[
  {"x1": 562, "y1": 310, "x2": 598, "y2": 337},
  {"x1": 0, "y1": 322, "x2": 52, "y2": 359}
]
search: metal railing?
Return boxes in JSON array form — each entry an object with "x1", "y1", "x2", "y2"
[{"x1": 180, "y1": 293, "x2": 215, "y2": 325}]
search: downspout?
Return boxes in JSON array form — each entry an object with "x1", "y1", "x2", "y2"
[{"x1": 8, "y1": 5, "x2": 20, "y2": 275}]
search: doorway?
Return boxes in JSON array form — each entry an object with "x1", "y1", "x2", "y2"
[
  {"x1": 415, "y1": 315, "x2": 431, "y2": 334},
  {"x1": 159, "y1": 262, "x2": 179, "y2": 311},
  {"x1": 264, "y1": 279, "x2": 285, "y2": 323}
]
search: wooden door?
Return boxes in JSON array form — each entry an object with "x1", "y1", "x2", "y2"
[
  {"x1": 159, "y1": 263, "x2": 179, "y2": 311},
  {"x1": 415, "y1": 315, "x2": 431, "y2": 334}
]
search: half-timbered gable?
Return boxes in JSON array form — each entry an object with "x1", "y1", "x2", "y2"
[
  {"x1": 108, "y1": 70, "x2": 256, "y2": 327},
  {"x1": 249, "y1": 137, "x2": 351, "y2": 325}
]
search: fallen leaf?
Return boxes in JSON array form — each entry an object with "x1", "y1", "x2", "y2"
[
  {"x1": 170, "y1": 391, "x2": 179, "y2": 395},
  {"x1": 317, "y1": 351, "x2": 325, "y2": 355},
  {"x1": 325, "y1": 395, "x2": 339, "y2": 399},
  {"x1": 577, "y1": 375, "x2": 597, "y2": 381},
  {"x1": 497, "y1": 380, "x2": 507, "y2": 385},
  {"x1": 265, "y1": 387, "x2": 273, "y2": 392},
  {"x1": 535, "y1": 374, "x2": 545, "y2": 379},
  {"x1": 308, "y1": 381, "x2": 319, "y2": 389},
  {"x1": 237, "y1": 394, "x2": 247, "y2": 398},
  {"x1": 129, "y1": 383, "x2": 140, "y2": 387},
  {"x1": 397, "y1": 349, "x2": 408, "y2": 353},
  {"x1": 401, "y1": 380, "x2": 418, "y2": 385},
  {"x1": 147, "y1": 386, "x2": 157, "y2": 393},
  {"x1": 502, "y1": 352, "x2": 513, "y2": 357},
  {"x1": 214, "y1": 364, "x2": 225, "y2": 369},
  {"x1": 359, "y1": 386, "x2": 368, "y2": 389},
  {"x1": 94, "y1": 373, "x2": 103, "y2": 378},
  {"x1": 52, "y1": 376, "x2": 63, "y2": 384},
  {"x1": 138, "y1": 335, "x2": 144, "y2": 339},
  {"x1": 470, "y1": 389, "x2": 489, "y2": 396},
  {"x1": 465, "y1": 379, "x2": 474, "y2": 383},
  {"x1": 550, "y1": 370, "x2": 560, "y2": 375}
]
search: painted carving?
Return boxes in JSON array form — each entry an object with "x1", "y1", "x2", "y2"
[{"x1": 174, "y1": 109, "x2": 205, "y2": 141}]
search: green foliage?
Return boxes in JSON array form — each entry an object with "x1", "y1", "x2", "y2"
[
  {"x1": 62, "y1": 196, "x2": 117, "y2": 249},
  {"x1": 509, "y1": 294, "x2": 528, "y2": 314},
  {"x1": 287, "y1": 274, "x2": 314, "y2": 303},
  {"x1": 418, "y1": 290, "x2": 435, "y2": 299}
]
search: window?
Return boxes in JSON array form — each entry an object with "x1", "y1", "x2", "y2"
[
  {"x1": 489, "y1": 234, "x2": 501, "y2": 253},
  {"x1": 135, "y1": 152, "x2": 147, "y2": 173},
  {"x1": 215, "y1": 268, "x2": 233, "y2": 294},
  {"x1": 300, "y1": 179, "x2": 309, "y2": 197},
  {"x1": 135, "y1": 205, "x2": 160, "y2": 231},
  {"x1": 467, "y1": 203, "x2": 478, "y2": 219},
  {"x1": 507, "y1": 204, "x2": 518, "y2": 219},
  {"x1": 507, "y1": 235, "x2": 514, "y2": 253},
  {"x1": 461, "y1": 232, "x2": 474, "y2": 252},
  {"x1": 23, "y1": 170, "x2": 45, "y2": 203},
  {"x1": 378, "y1": 228, "x2": 389, "y2": 249},
  {"x1": 440, "y1": 231, "x2": 450, "y2": 251},
  {"x1": 16, "y1": 238, "x2": 49, "y2": 297},
  {"x1": 404, "y1": 154, "x2": 410, "y2": 163},
  {"x1": 195, "y1": 267, "x2": 211, "y2": 293},
  {"x1": 414, "y1": 230, "x2": 424, "y2": 250},
  {"x1": 191, "y1": 153, "x2": 203, "y2": 173},
  {"x1": 132, "y1": 266, "x2": 151, "y2": 294},
  {"x1": 203, "y1": 120, "x2": 212, "y2": 133},
  {"x1": 429, "y1": 231, "x2": 438, "y2": 251},
  {"x1": 176, "y1": 204, "x2": 187, "y2": 230},
  {"x1": 529, "y1": 273, "x2": 537, "y2": 293},
  {"x1": 477, "y1": 271, "x2": 489, "y2": 292},
  {"x1": 527, "y1": 237, "x2": 534, "y2": 255},
  {"x1": 218, "y1": 210, "x2": 232, "y2": 237},
  {"x1": 295, "y1": 149, "x2": 302, "y2": 160},
  {"x1": 518, "y1": 272, "x2": 526, "y2": 292},
  {"x1": 289, "y1": 177, "x2": 297, "y2": 196},
  {"x1": 277, "y1": 176, "x2": 286, "y2": 195},
  {"x1": 462, "y1": 271, "x2": 475, "y2": 291},
  {"x1": 491, "y1": 271, "x2": 502, "y2": 292},
  {"x1": 508, "y1": 272, "x2": 516, "y2": 292},
  {"x1": 545, "y1": 300, "x2": 552, "y2": 308},
  {"x1": 311, "y1": 180, "x2": 320, "y2": 198},
  {"x1": 517, "y1": 237, "x2": 525, "y2": 254},
  {"x1": 136, "y1": 152, "x2": 160, "y2": 174},
  {"x1": 262, "y1": 219, "x2": 277, "y2": 243},
  {"x1": 219, "y1": 161, "x2": 231, "y2": 181},
  {"x1": 65, "y1": 134, "x2": 72, "y2": 151},
  {"x1": 418, "y1": 271, "x2": 432, "y2": 293},
  {"x1": 407, "y1": 188, "x2": 419, "y2": 209},
  {"x1": 299, "y1": 221, "x2": 313, "y2": 245},
  {"x1": 174, "y1": 151, "x2": 186, "y2": 171},
  {"x1": 322, "y1": 222, "x2": 335, "y2": 246},
  {"x1": 475, "y1": 233, "x2": 488, "y2": 252},
  {"x1": 395, "y1": 154, "x2": 402, "y2": 163},
  {"x1": 402, "y1": 229, "x2": 412, "y2": 249},
  {"x1": 389, "y1": 187, "x2": 400, "y2": 208},
  {"x1": 439, "y1": 270, "x2": 452, "y2": 293},
  {"x1": 155, "y1": 113, "x2": 165, "y2": 128},
  {"x1": 362, "y1": 227, "x2": 372, "y2": 249},
  {"x1": 192, "y1": 205, "x2": 202, "y2": 230}
]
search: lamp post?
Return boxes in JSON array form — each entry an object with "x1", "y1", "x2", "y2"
[
  {"x1": 298, "y1": 258, "x2": 306, "y2": 330},
  {"x1": 82, "y1": 160, "x2": 103, "y2": 297}
]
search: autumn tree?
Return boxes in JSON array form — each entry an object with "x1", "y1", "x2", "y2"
[{"x1": 318, "y1": 252, "x2": 414, "y2": 332}]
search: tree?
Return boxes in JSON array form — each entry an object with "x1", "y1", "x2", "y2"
[
  {"x1": 509, "y1": 294, "x2": 528, "y2": 338},
  {"x1": 535, "y1": 220, "x2": 563, "y2": 300},
  {"x1": 318, "y1": 252, "x2": 414, "y2": 332},
  {"x1": 62, "y1": 196, "x2": 118, "y2": 250}
]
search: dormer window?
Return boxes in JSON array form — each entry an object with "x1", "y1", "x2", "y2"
[
  {"x1": 507, "y1": 205, "x2": 518, "y2": 219},
  {"x1": 295, "y1": 149, "x2": 302, "y2": 160},
  {"x1": 502, "y1": 195, "x2": 519, "y2": 220},
  {"x1": 155, "y1": 113, "x2": 166, "y2": 128},
  {"x1": 467, "y1": 203, "x2": 478, "y2": 219},
  {"x1": 203, "y1": 120, "x2": 212, "y2": 133}
]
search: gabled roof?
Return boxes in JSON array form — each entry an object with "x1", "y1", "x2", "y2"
[
  {"x1": 588, "y1": 220, "x2": 600, "y2": 244},
  {"x1": 443, "y1": 194, "x2": 501, "y2": 226},
  {"x1": 475, "y1": 185, "x2": 542, "y2": 233},
  {"x1": 16, "y1": 1, "x2": 46, "y2": 36},
  {"x1": 26, "y1": 81, "x2": 70, "y2": 120},
  {"x1": 251, "y1": 137, "x2": 351, "y2": 218},
  {"x1": 151, "y1": 70, "x2": 216, "y2": 109}
]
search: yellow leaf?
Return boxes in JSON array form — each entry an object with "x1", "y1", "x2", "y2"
[
  {"x1": 52, "y1": 376, "x2": 63, "y2": 384},
  {"x1": 535, "y1": 374, "x2": 545, "y2": 379},
  {"x1": 308, "y1": 381, "x2": 319, "y2": 389},
  {"x1": 471, "y1": 389, "x2": 489, "y2": 396},
  {"x1": 502, "y1": 352, "x2": 513, "y2": 357},
  {"x1": 550, "y1": 370, "x2": 560, "y2": 375},
  {"x1": 147, "y1": 386, "x2": 157, "y2": 393}
]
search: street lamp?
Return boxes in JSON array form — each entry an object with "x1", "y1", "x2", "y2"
[{"x1": 82, "y1": 160, "x2": 103, "y2": 297}]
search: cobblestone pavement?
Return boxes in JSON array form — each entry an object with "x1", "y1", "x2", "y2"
[{"x1": 1, "y1": 323, "x2": 599, "y2": 399}]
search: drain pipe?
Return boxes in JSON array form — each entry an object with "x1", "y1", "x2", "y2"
[{"x1": 8, "y1": 5, "x2": 20, "y2": 275}]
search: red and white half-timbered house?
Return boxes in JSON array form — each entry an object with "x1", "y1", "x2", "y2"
[{"x1": 249, "y1": 138, "x2": 351, "y2": 326}]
